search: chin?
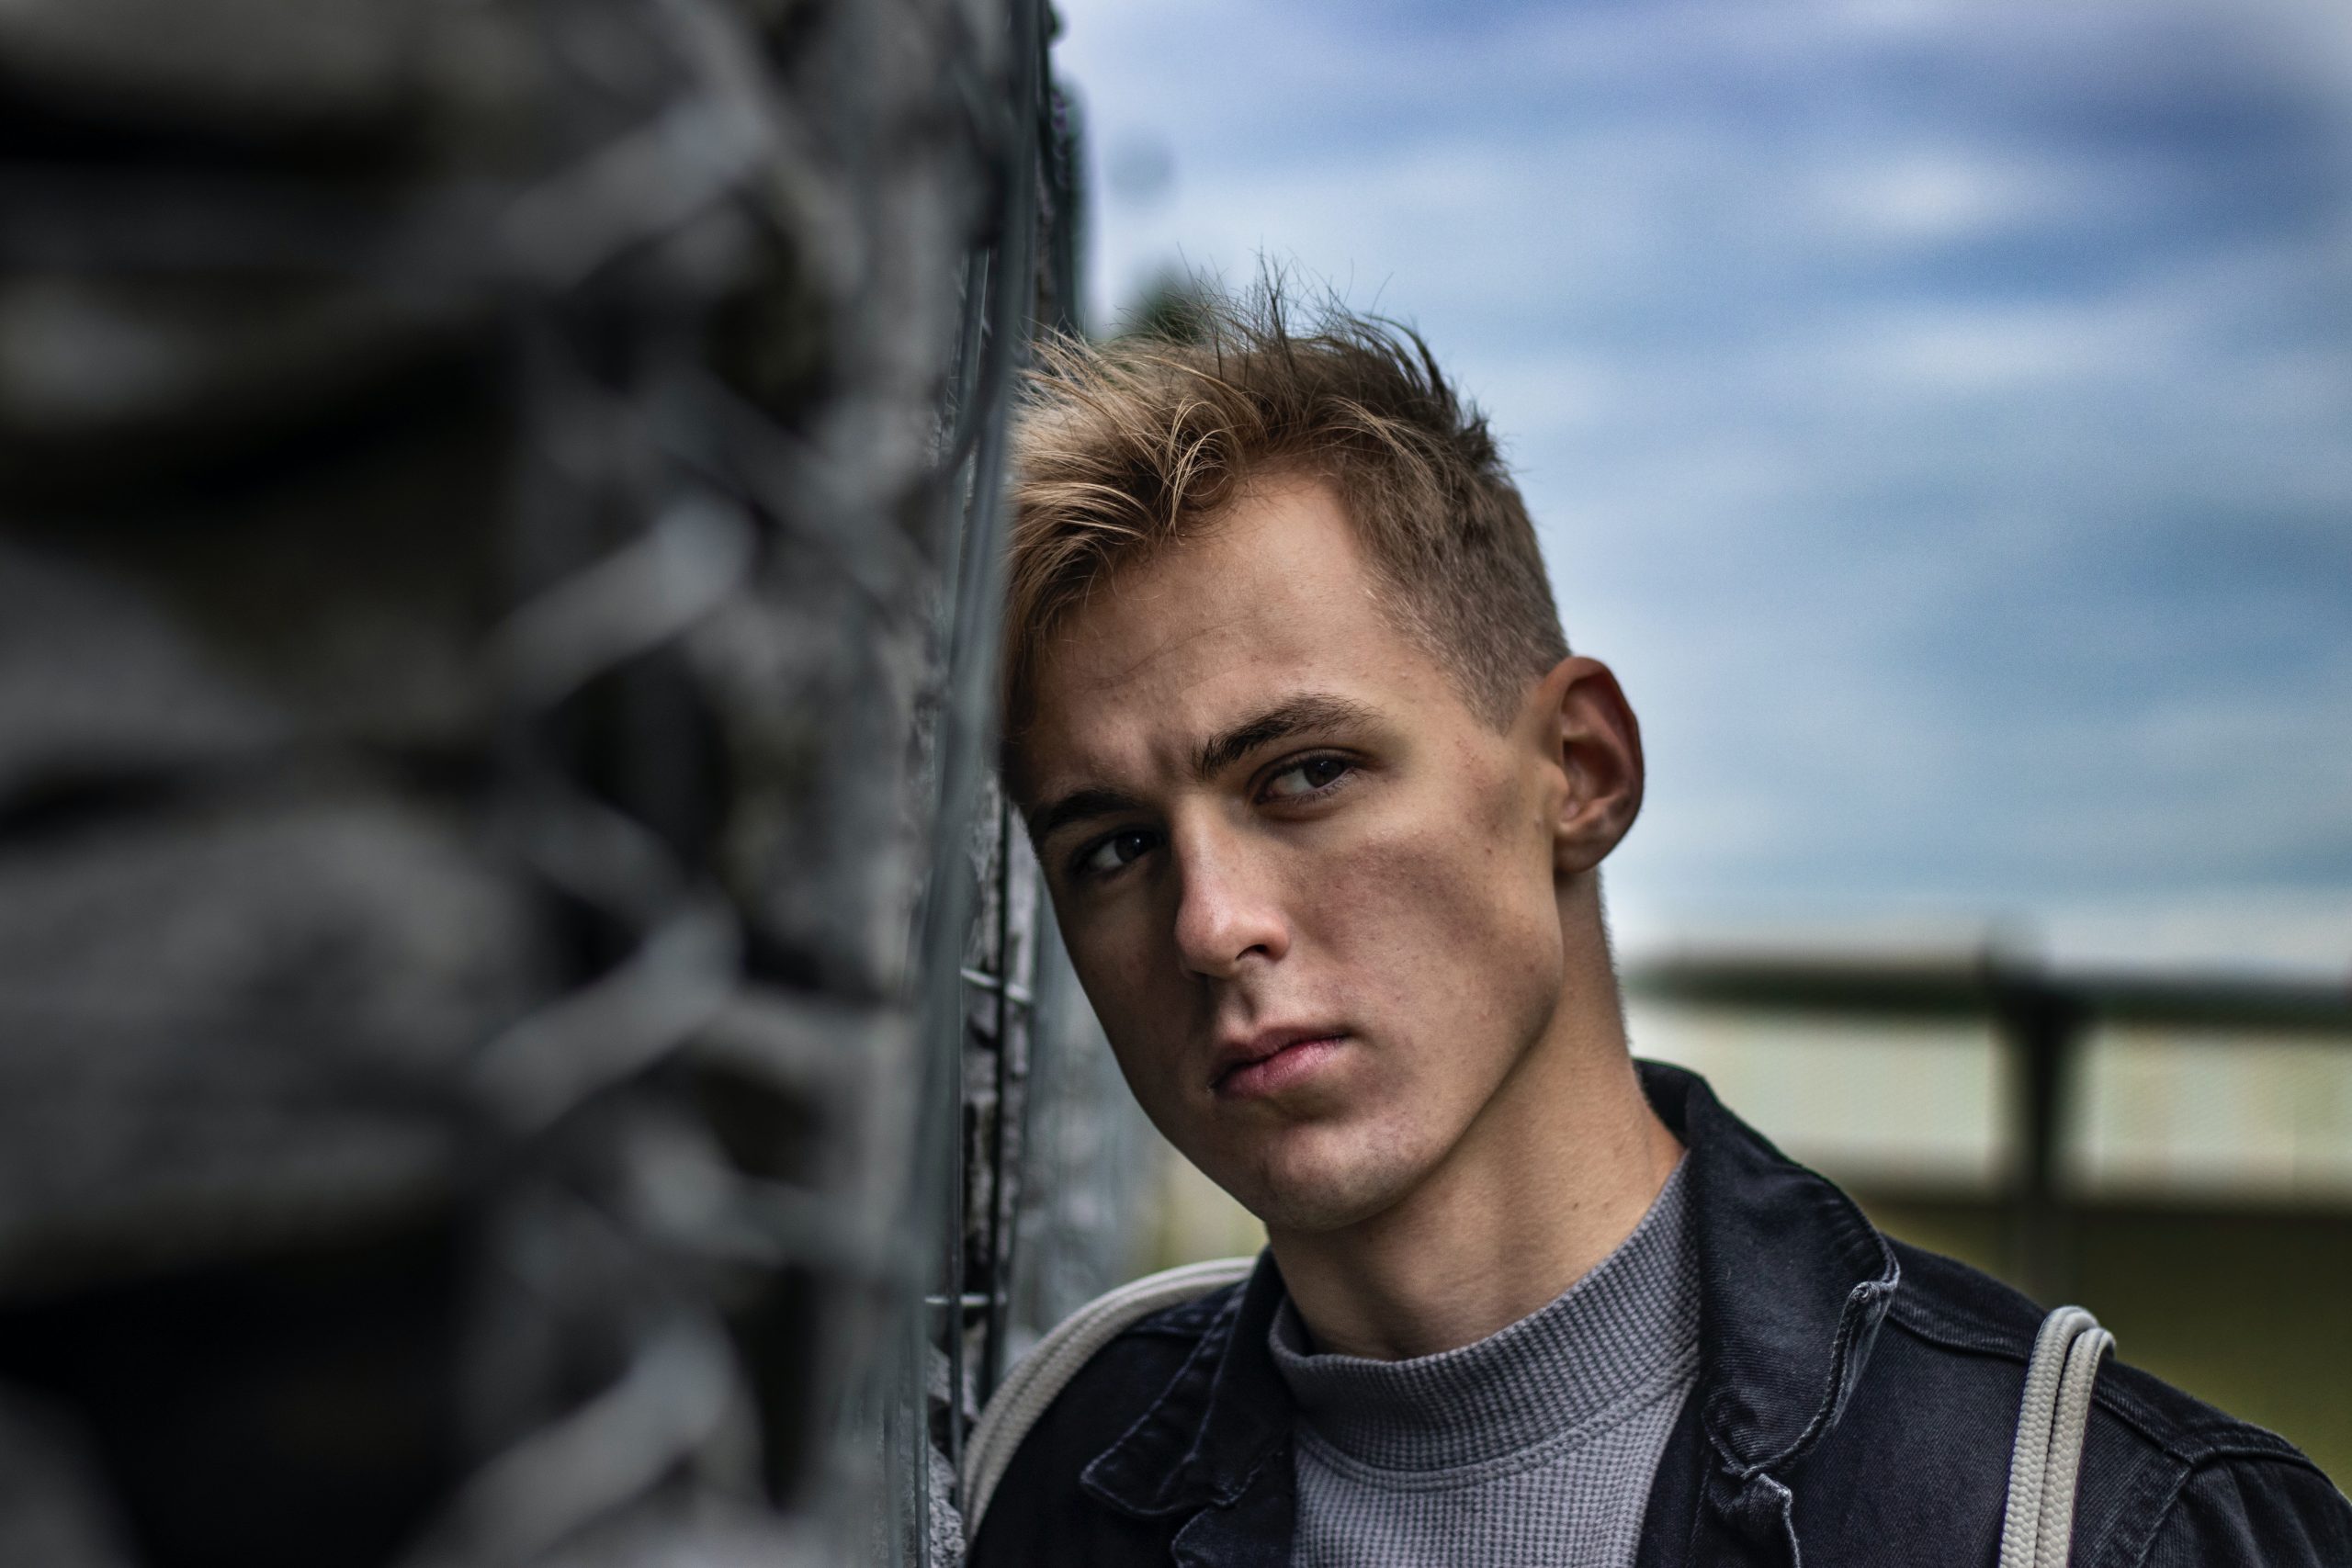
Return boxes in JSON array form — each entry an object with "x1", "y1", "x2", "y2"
[{"x1": 1214, "y1": 1115, "x2": 1433, "y2": 1235}]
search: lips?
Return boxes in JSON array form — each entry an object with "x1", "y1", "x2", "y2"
[{"x1": 1210, "y1": 1026, "x2": 1348, "y2": 1099}]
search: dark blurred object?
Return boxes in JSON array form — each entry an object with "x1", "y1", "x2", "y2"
[
  {"x1": 0, "y1": 0, "x2": 1052, "y2": 1563},
  {"x1": 1116, "y1": 267, "x2": 1218, "y2": 345}
]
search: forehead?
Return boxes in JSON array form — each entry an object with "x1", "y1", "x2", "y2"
[{"x1": 1018, "y1": 475, "x2": 1457, "y2": 793}]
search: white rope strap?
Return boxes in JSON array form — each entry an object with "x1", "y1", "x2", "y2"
[
  {"x1": 1998, "y1": 1304, "x2": 2115, "y2": 1568},
  {"x1": 961, "y1": 1256, "x2": 1256, "y2": 1534}
]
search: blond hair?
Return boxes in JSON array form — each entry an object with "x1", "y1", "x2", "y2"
[{"x1": 1001, "y1": 288, "x2": 1567, "y2": 754}]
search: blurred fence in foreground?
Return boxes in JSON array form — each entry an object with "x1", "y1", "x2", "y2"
[{"x1": 0, "y1": 0, "x2": 1093, "y2": 1562}]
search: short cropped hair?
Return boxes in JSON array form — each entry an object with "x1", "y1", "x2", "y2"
[{"x1": 1001, "y1": 286, "x2": 1568, "y2": 759}]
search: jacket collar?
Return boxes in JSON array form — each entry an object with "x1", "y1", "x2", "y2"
[
  {"x1": 1080, "y1": 1249, "x2": 1294, "y2": 1519},
  {"x1": 1079, "y1": 1060, "x2": 1900, "y2": 1545},
  {"x1": 1643, "y1": 1060, "x2": 1900, "y2": 1478}
]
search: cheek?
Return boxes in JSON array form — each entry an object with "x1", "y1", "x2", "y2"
[
  {"x1": 1310, "y1": 791, "x2": 1562, "y2": 1051},
  {"x1": 1060, "y1": 901, "x2": 1185, "y2": 1092}
]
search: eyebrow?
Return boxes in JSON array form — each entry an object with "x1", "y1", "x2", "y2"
[
  {"x1": 1188, "y1": 692, "x2": 1381, "y2": 782},
  {"x1": 1024, "y1": 785, "x2": 1151, "y2": 849},
  {"x1": 1024, "y1": 692, "x2": 1382, "y2": 850}
]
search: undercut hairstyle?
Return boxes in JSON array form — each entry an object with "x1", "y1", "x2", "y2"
[{"x1": 1000, "y1": 286, "x2": 1569, "y2": 764}]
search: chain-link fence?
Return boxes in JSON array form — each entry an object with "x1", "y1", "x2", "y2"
[{"x1": 0, "y1": 0, "x2": 1125, "y2": 1562}]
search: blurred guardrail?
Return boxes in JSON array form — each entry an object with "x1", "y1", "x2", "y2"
[{"x1": 1630, "y1": 952, "x2": 2352, "y2": 1301}]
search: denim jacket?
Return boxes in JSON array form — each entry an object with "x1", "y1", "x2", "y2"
[{"x1": 971, "y1": 1062, "x2": 2350, "y2": 1567}]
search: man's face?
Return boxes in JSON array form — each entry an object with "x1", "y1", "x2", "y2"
[{"x1": 1017, "y1": 475, "x2": 1577, "y2": 1233}]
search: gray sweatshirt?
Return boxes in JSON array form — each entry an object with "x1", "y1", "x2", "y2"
[{"x1": 1268, "y1": 1158, "x2": 1699, "y2": 1567}]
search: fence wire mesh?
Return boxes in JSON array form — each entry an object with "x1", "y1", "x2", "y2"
[{"x1": 0, "y1": 0, "x2": 1086, "y2": 1562}]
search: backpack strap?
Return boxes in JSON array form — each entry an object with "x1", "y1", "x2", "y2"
[
  {"x1": 961, "y1": 1256, "x2": 1257, "y2": 1534},
  {"x1": 1999, "y1": 1304, "x2": 2115, "y2": 1568}
]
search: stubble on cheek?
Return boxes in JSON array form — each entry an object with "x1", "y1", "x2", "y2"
[
  {"x1": 1217, "y1": 806, "x2": 1557, "y2": 1232},
  {"x1": 1344, "y1": 776, "x2": 1562, "y2": 1064}
]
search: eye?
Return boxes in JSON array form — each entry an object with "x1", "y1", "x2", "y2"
[
  {"x1": 1261, "y1": 754, "x2": 1354, "y2": 802},
  {"x1": 1076, "y1": 827, "x2": 1159, "y2": 880}
]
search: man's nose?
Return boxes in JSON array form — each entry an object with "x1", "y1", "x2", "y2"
[{"x1": 1170, "y1": 826, "x2": 1289, "y2": 980}]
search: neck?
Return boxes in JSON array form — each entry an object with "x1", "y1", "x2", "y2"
[{"x1": 1265, "y1": 913, "x2": 1682, "y2": 1362}]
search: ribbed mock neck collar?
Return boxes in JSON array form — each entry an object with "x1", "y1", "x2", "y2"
[{"x1": 1268, "y1": 1156, "x2": 1697, "y2": 1472}]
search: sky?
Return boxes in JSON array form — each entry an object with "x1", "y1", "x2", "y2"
[{"x1": 1052, "y1": 0, "x2": 2352, "y2": 975}]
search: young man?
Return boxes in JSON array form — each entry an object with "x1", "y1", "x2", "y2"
[{"x1": 970, "y1": 297, "x2": 2349, "y2": 1566}]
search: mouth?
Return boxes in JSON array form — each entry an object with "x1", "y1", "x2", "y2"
[{"x1": 1210, "y1": 1026, "x2": 1349, "y2": 1100}]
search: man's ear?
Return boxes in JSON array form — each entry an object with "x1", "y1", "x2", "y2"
[{"x1": 1532, "y1": 655, "x2": 1645, "y2": 875}]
